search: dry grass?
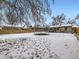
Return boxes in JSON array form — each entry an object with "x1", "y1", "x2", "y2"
[
  {"x1": 0, "y1": 29, "x2": 35, "y2": 34},
  {"x1": 74, "y1": 33, "x2": 79, "y2": 40}
]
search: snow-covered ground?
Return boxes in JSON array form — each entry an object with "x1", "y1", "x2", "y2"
[{"x1": 0, "y1": 33, "x2": 79, "y2": 59}]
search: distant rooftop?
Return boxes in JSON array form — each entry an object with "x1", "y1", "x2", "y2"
[
  {"x1": 50, "y1": 24, "x2": 72, "y2": 28},
  {"x1": 0, "y1": 25, "x2": 23, "y2": 28},
  {"x1": 72, "y1": 24, "x2": 79, "y2": 28}
]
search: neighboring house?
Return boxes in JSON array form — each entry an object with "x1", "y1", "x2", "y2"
[{"x1": 49, "y1": 24, "x2": 72, "y2": 33}]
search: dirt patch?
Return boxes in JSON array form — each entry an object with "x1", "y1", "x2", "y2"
[{"x1": 34, "y1": 32, "x2": 49, "y2": 35}]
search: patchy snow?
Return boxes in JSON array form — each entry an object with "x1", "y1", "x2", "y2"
[
  {"x1": 0, "y1": 33, "x2": 79, "y2": 59},
  {"x1": 0, "y1": 33, "x2": 34, "y2": 40},
  {"x1": 50, "y1": 24, "x2": 72, "y2": 28}
]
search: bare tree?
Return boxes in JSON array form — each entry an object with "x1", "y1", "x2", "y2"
[
  {"x1": 66, "y1": 18, "x2": 76, "y2": 25},
  {"x1": 75, "y1": 14, "x2": 79, "y2": 20},
  {"x1": 0, "y1": 0, "x2": 54, "y2": 27},
  {"x1": 52, "y1": 13, "x2": 65, "y2": 25}
]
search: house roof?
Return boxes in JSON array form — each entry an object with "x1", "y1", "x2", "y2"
[
  {"x1": 72, "y1": 24, "x2": 79, "y2": 28},
  {"x1": 50, "y1": 24, "x2": 72, "y2": 28},
  {"x1": 0, "y1": 25, "x2": 23, "y2": 28}
]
